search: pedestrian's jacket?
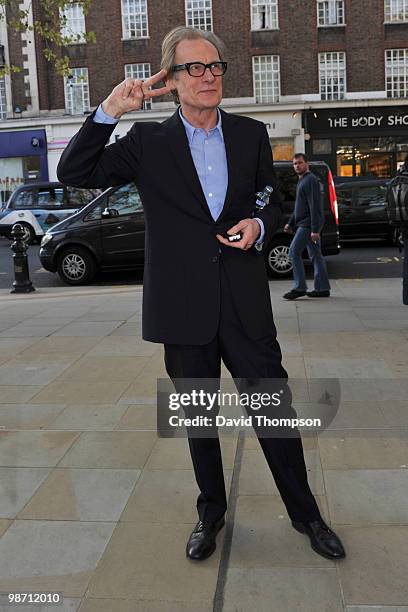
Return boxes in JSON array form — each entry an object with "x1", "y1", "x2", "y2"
[
  {"x1": 57, "y1": 107, "x2": 282, "y2": 344},
  {"x1": 288, "y1": 172, "x2": 324, "y2": 233}
]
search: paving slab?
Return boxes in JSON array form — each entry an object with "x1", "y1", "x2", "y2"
[
  {"x1": 229, "y1": 494, "x2": 331, "y2": 568},
  {"x1": 0, "y1": 520, "x2": 116, "y2": 597},
  {"x1": 49, "y1": 403, "x2": 129, "y2": 431},
  {"x1": 58, "y1": 431, "x2": 157, "y2": 469},
  {"x1": 18, "y1": 468, "x2": 140, "y2": 521},
  {"x1": 222, "y1": 567, "x2": 343, "y2": 612},
  {"x1": 324, "y1": 469, "x2": 408, "y2": 524},
  {"x1": 338, "y1": 526, "x2": 408, "y2": 606},
  {"x1": 0, "y1": 403, "x2": 66, "y2": 429},
  {"x1": 0, "y1": 431, "x2": 79, "y2": 467},
  {"x1": 0, "y1": 467, "x2": 51, "y2": 517},
  {"x1": 86, "y1": 522, "x2": 223, "y2": 602}
]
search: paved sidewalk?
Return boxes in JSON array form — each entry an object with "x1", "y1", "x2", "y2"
[{"x1": 0, "y1": 278, "x2": 407, "y2": 611}]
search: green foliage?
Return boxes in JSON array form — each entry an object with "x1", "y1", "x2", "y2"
[{"x1": 0, "y1": 0, "x2": 95, "y2": 78}]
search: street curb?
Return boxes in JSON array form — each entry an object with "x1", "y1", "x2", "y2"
[{"x1": 0, "y1": 285, "x2": 141, "y2": 301}]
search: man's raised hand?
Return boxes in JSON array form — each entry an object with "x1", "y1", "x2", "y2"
[{"x1": 101, "y1": 69, "x2": 170, "y2": 119}]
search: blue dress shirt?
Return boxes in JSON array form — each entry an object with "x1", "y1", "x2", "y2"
[{"x1": 93, "y1": 104, "x2": 264, "y2": 242}]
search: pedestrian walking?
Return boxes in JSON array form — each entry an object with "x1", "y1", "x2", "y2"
[{"x1": 283, "y1": 153, "x2": 331, "y2": 300}]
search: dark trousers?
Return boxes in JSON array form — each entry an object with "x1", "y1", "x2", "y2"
[{"x1": 164, "y1": 259, "x2": 321, "y2": 524}]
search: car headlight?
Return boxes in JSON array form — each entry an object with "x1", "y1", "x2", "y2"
[{"x1": 41, "y1": 233, "x2": 53, "y2": 247}]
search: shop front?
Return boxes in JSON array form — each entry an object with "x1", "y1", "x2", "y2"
[
  {"x1": 303, "y1": 106, "x2": 408, "y2": 178},
  {"x1": 0, "y1": 129, "x2": 48, "y2": 206}
]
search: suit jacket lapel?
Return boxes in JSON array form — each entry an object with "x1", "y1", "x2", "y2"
[{"x1": 164, "y1": 110, "x2": 212, "y2": 220}]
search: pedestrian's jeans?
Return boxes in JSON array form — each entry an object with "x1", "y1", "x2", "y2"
[{"x1": 288, "y1": 226, "x2": 331, "y2": 292}]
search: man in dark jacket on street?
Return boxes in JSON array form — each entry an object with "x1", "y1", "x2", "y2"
[{"x1": 283, "y1": 153, "x2": 331, "y2": 300}]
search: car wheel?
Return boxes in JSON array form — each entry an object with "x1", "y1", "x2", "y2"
[
  {"x1": 57, "y1": 246, "x2": 96, "y2": 285},
  {"x1": 13, "y1": 222, "x2": 36, "y2": 244},
  {"x1": 265, "y1": 239, "x2": 293, "y2": 278}
]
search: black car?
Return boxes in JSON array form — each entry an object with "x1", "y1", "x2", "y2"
[
  {"x1": 335, "y1": 177, "x2": 400, "y2": 244},
  {"x1": 40, "y1": 163, "x2": 340, "y2": 285}
]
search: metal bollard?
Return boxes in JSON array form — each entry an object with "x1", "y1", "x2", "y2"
[{"x1": 10, "y1": 223, "x2": 35, "y2": 294}]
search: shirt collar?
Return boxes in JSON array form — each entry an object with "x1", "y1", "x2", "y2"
[{"x1": 178, "y1": 107, "x2": 223, "y2": 145}]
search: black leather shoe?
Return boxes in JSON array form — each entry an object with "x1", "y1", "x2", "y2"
[
  {"x1": 283, "y1": 290, "x2": 307, "y2": 300},
  {"x1": 292, "y1": 519, "x2": 346, "y2": 560},
  {"x1": 306, "y1": 290, "x2": 330, "y2": 298},
  {"x1": 186, "y1": 517, "x2": 225, "y2": 561}
]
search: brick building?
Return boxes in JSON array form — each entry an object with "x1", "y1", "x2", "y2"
[{"x1": 1, "y1": 0, "x2": 408, "y2": 202}]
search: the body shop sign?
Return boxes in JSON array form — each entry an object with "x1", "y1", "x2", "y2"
[{"x1": 305, "y1": 106, "x2": 408, "y2": 133}]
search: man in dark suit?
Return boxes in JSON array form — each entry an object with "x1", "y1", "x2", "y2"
[{"x1": 57, "y1": 26, "x2": 345, "y2": 562}]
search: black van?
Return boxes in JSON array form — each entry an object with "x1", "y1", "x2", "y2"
[
  {"x1": 334, "y1": 178, "x2": 399, "y2": 243},
  {"x1": 40, "y1": 164, "x2": 340, "y2": 285}
]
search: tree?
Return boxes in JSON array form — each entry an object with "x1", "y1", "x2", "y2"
[{"x1": 0, "y1": 0, "x2": 96, "y2": 78}]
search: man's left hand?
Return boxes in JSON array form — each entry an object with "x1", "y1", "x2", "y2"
[
  {"x1": 310, "y1": 232, "x2": 320, "y2": 244},
  {"x1": 216, "y1": 219, "x2": 260, "y2": 250}
]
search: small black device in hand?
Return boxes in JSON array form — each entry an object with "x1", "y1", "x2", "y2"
[{"x1": 223, "y1": 185, "x2": 274, "y2": 242}]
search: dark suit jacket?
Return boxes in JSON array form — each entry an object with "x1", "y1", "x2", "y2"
[{"x1": 57, "y1": 106, "x2": 282, "y2": 344}]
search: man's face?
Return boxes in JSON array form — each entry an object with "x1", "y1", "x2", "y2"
[
  {"x1": 167, "y1": 38, "x2": 223, "y2": 111},
  {"x1": 293, "y1": 157, "x2": 308, "y2": 175}
]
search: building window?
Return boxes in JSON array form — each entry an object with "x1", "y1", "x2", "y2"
[
  {"x1": 251, "y1": 0, "x2": 279, "y2": 30},
  {"x1": 125, "y1": 63, "x2": 152, "y2": 109},
  {"x1": 122, "y1": 0, "x2": 149, "y2": 39},
  {"x1": 386, "y1": 48, "x2": 408, "y2": 97},
  {"x1": 319, "y1": 51, "x2": 346, "y2": 100},
  {"x1": 64, "y1": 67, "x2": 90, "y2": 114},
  {"x1": 317, "y1": 0, "x2": 345, "y2": 26},
  {"x1": 0, "y1": 76, "x2": 6, "y2": 119},
  {"x1": 185, "y1": 0, "x2": 213, "y2": 31},
  {"x1": 252, "y1": 55, "x2": 280, "y2": 103},
  {"x1": 60, "y1": 2, "x2": 86, "y2": 41},
  {"x1": 384, "y1": 0, "x2": 408, "y2": 22}
]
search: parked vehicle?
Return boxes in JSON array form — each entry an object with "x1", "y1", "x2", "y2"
[
  {"x1": 40, "y1": 163, "x2": 340, "y2": 285},
  {"x1": 334, "y1": 178, "x2": 398, "y2": 243},
  {"x1": 40, "y1": 182, "x2": 145, "y2": 284},
  {"x1": 0, "y1": 182, "x2": 102, "y2": 243}
]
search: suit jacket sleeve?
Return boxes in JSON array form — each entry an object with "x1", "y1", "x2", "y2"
[
  {"x1": 254, "y1": 124, "x2": 283, "y2": 250},
  {"x1": 57, "y1": 107, "x2": 142, "y2": 188}
]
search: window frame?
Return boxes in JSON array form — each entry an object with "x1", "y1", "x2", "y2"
[
  {"x1": 385, "y1": 48, "x2": 408, "y2": 98},
  {"x1": 64, "y1": 67, "x2": 90, "y2": 115},
  {"x1": 252, "y1": 54, "x2": 281, "y2": 104},
  {"x1": 250, "y1": 0, "x2": 279, "y2": 31},
  {"x1": 121, "y1": 0, "x2": 149, "y2": 40},
  {"x1": 316, "y1": 0, "x2": 346, "y2": 27},
  {"x1": 60, "y1": 2, "x2": 86, "y2": 43},
  {"x1": 319, "y1": 51, "x2": 347, "y2": 101},
  {"x1": 384, "y1": 0, "x2": 408, "y2": 23},
  {"x1": 185, "y1": 0, "x2": 213, "y2": 31}
]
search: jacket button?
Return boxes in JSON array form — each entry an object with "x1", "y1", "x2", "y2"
[{"x1": 211, "y1": 255, "x2": 219, "y2": 263}]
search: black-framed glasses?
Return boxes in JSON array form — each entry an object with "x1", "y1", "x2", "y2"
[{"x1": 171, "y1": 61, "x2": 228, "y2": 77}]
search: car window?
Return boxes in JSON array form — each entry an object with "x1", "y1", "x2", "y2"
[
  {"x1": 354, "y1": 185, "x2": 387, "y2": 207},
  {"x1": 65, "y1": 186, "x2": 102, "y2": 210},
  {"x1": 10, "y1": 189, "x2": 37, "y2": 209},
  {"x1": 274, "y1": 168, "x2": 297, "y2": 202},
  {"x1": 84, "y1": 203, "x2": 102, "y2": 222},
  {"x1": 37, "y1": 187, "x2": 65, "y2": 208},
  {"x1": 336, "y1": 188, "x2": 352, "y2": 207},
  {"x1": 107, "y1": 183, "x2": 143, "y2": 215}
]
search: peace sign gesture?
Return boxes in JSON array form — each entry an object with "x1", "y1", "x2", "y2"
[{"x1": 101, "y1": 69, "x2": 170, "y2": 119}]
